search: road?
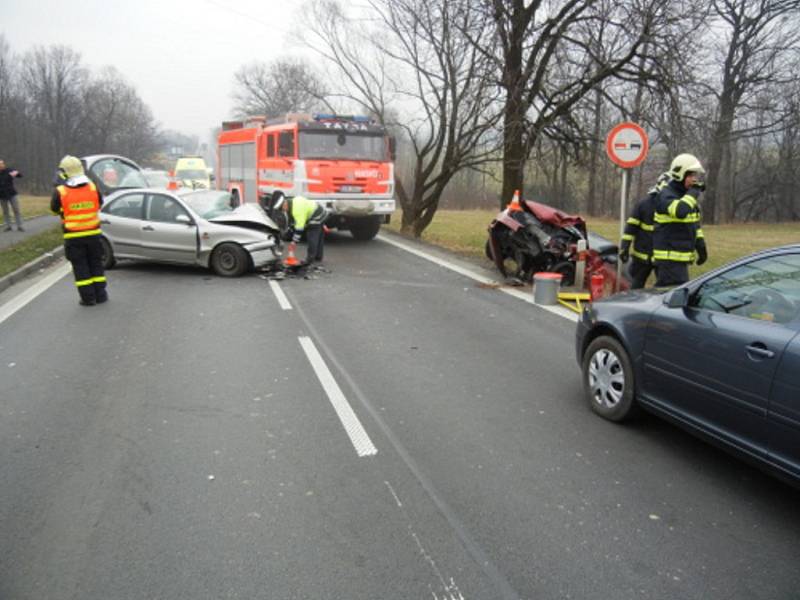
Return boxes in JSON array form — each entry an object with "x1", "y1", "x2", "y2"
[{"x1": 1, "y1": 232, "x2": 799, "y2": 600}]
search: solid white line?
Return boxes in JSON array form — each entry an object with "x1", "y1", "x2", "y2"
[
  {"x1": 0, "y1": 263, "x2": 71, "y2": 326},
  {"x1": 268, "y1": 280, "x2": 292, "y2": 310},
  {"x1": 377, "y1": 234, "x2": 578, "y2": 323},
  {"x1": 298, "y1": 336, "x2": 378, "y2": 458}
]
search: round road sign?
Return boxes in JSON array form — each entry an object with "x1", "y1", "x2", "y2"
[{"x1": 606, "y1": 122, "x2": 649, "y2": 169}]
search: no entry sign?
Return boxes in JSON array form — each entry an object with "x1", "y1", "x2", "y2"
[{"x1": 606, "y1": 122, "x2": 649, "y2": 169}]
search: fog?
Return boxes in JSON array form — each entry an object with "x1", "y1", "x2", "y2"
[{"x1": 2, "y1": 0, "x2": 302, "y2": 139}]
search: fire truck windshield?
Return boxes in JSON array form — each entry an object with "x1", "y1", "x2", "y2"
[{"x1": 299, "y1": 131, "x2": 386, "y2": 162}]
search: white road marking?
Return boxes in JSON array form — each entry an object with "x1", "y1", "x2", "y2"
[
  {"x1": 0, "y1": 263, "x2": 71, "y2": 325},
  {"x1": 268, "y1": 280, "x2": 292, "y2": 310},
  {"x1": 377, "y1": 234, "x2": 578, "y2": 322},
  {"x1": 298, "y1": 336, "x2": 378, "y2": 457}
]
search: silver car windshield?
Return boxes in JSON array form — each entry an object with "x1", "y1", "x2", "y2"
[{"x1": 182, "y1": 191, "x2": 234, "y2": 219}]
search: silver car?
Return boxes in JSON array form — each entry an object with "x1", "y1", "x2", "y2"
[{"x1": 99, "y1": 189, "x2": 283, "y2": 277}]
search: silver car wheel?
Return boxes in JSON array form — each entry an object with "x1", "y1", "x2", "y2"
[{"x1": 588, "y1": 348, "x2": 625, "y2": 408}]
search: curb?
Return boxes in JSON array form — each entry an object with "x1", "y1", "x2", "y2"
[{"x1": 0, "y1": 245, "x2": 65, "y2": 295}]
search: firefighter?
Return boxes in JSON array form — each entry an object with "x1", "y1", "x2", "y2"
[
  {"x1": 271, "y1": 191, "x2": 329, "y2": 266},
  {"x1": 652, "y1": 153, "x2": 708, "y2": 287},
  {"x1": 51, "y1": 155, "x2": 108, "y2": 306},
  {"x1": 619, "y1": 172, "x2": 670, "y2": 289}
]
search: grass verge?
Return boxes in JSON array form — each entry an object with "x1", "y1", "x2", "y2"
[
  {"x1": 0, "y1": 195, "x2": 52, "y2": 225},
  {"x1": 0, "y1": 227, "x2": 63, "y2": 278},
  {"x1": 385, "y1": 209, "x2": 800, "y2": 279}
]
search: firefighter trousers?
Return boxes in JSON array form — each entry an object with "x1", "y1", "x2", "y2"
[
  {"x1": 627, "y1": 258, "x2": 654, "y2": 289},
  {"x1": 305, "y1": 224, "x2": 324, "y2": 264},
  {"x1": 654, "y1": 260, "x2": 689, "y2": 288},
  {"x1": 65, "y1": 235, "x2": 107, "y2": 304}
]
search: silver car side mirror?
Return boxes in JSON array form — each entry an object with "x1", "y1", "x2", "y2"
[{"x1": 175, "y1": 214, "x2": 192, "y2": 225}]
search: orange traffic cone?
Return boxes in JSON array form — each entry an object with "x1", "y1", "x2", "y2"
[
  {"x1": 283, "y1": 242, "x2": 300, "y2": 267},
  {"x1": 508, "y1": 189, "x2": 522, "y2": 211}
]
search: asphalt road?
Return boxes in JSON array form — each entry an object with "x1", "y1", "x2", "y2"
[{"x1": 1, "y1": 232, "x2": 798, "y2": 600}]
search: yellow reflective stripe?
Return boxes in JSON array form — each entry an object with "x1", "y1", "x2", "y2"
[
  {"x1": 640, "y1": 222, "x2": 654, "y2": 232},
  {"x1": 92, "y1": 276, "x2": 107, "y2": 283},
  {"x1": 621, "y1": 234, "x2": 635, "y2": 241},
  {"x1": 66, "y1": 213, "x2": 99, "y2": 221},
  {"x1": 626, "y1": 217, "x2": 641, "y2": 226},
  {"x1": 64, "y1": 221, "x2": 101, "y2": 230},
  {"x1": 631, "y1": 248, "x2": 651, "y2": 261},
  {"x1": 75, "y1": 278, "x2": 94, "y2": 287},
  {"x1": 64, "y1": 228, "x2": 102, "y2": 239},
  {"x1": 654, "y1": 212, "x2": 700, "y2": 224},
  {"x1": 653, "y1": 249, "x2": 695, "y2": 262},
  {"x1": 696, "y1": 228, "x2": 705, "y2": 239}
]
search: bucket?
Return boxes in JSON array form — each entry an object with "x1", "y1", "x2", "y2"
[{"x1": 533, "y1": 272, "x2": 563, "y2": 305}]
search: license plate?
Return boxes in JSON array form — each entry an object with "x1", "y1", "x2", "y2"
[{"x1": 339, "y1": 185, "x2": 361, "y2": 193}]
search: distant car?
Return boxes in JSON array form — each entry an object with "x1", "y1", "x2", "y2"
[
  {"x1": 142, "y1": 169, "x2": 171, "y2": 189},
  {"x1": 99, "y1": 189, "x2": 283, "y2": 277},
  {"x1": 576, "y1": 244, "x2": 800, "y2": 486}
]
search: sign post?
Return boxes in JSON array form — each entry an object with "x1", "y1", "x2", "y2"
[{"x1": 605, "y1": 122, "x2": 649, "y2": 292}]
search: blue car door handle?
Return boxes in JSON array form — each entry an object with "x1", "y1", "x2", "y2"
[{"x1": 746, "y1": 343, "x2": 775, "y2": 360}]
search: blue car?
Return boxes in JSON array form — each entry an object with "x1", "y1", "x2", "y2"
[{"x1": 576, "y1": 244, "x2": 800, "y2": 486}]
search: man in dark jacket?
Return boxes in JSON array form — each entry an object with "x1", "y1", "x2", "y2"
[
  {"x1": 653, "y1": 154, "x2": 708, "y2": 287},
  {"x1": 0, "y1": 159, "x2": 24, "y2": 231},
  {"x1": 51, "y1": 155, "x2": 108, "y2": 306},
  {"x1": 620, "y1": 172, "x2": 670, "y2": 288}
]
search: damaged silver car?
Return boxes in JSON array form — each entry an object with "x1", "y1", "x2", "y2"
[{"x1": 99, "y1": 189, "x2": 283, "y2": 276}]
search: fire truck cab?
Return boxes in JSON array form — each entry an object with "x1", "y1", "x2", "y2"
[{"x1": 216, "y1": 113, "x2": 395, "y2": 241}]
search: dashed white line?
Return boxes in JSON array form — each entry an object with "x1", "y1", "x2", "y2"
[
  {"x1": 377, "y1": 234, "x2": 578, "y2": 322},
  {"x1": 298, "y1": 336, "x2": 377, "y2": 457},
  {"x1": 268, "y1": 280, "x2": 292, "y2": 310},
  {"x1": 0, "y1": 263, "x2": 71, "y2": 326}
]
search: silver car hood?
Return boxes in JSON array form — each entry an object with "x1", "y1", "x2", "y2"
[{"x1": 208, "y1": 204, "x2": 279, "y2": 230}]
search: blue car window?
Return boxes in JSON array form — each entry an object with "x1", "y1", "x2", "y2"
[{"x1": 693, "y1": 252, "x2": 800, "y2": 324}]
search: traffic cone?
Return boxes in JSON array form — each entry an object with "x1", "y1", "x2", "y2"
[
  {"x1": 508, "y1": 189, "x2": 522, "y2": 211},
  {"x1": 283, "y1": 243, "x2": 300, "y2": 267}
]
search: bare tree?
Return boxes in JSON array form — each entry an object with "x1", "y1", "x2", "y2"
[
  {"x1": 478, "y1": 0, "x2": 664, "y2": 207},
  {"x1": 306, "y1": 0, "x2": 503, "y2": 236},
  {"x1": 700, "y1": 0, "x2": 800, "y2": 223},
  {"x1": 231, "y1": 58, "x2": 333, "y2": 118}
]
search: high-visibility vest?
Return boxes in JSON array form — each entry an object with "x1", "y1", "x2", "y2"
[{"x1": 57, "y1": 182, "x2": 101, "y2": 239}]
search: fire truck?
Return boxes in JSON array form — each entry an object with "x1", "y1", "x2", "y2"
[{"x1": 216, "y1": 113, "x2": 395, "y2": 240}]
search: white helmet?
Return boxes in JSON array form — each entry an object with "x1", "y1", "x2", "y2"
[{"x1": 669, "y1": 154, "x2": 705, "y2": 182}]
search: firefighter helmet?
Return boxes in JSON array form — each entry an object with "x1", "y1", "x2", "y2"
[
  {"x1": 649, "y1": 171, "x2": 672, "y2": 194},
  {"x1": 669, "y1": 154, "x2": 705, "y2": 182},
  {"x1": 58, "y1": 155, "x2": 84, "y2": 179},
  {"x1": 270, "y1": 190, "x2": 286, "y2": 211}
]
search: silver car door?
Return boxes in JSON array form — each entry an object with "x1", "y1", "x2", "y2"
[
  {"x1": 100, "y1": 192, "x2": 146, "y2": 258},
  {"x1": 142, "y1": 193, "x2": 199, "y2": 264}
]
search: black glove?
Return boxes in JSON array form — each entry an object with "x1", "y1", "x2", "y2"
[
  {"x1": 619, "y1": 241, "x2": 630, "y2": 263},
  {"x1": 692, "y1": 180, "x2": 706, "y2": 191},
  {"x1": 696, "y1": 239, "x2": 708, "y2": 265}
]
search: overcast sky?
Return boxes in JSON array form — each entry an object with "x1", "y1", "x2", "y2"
[{"x1": 2, "y1": 0, "x2": 306, "y2": 141}]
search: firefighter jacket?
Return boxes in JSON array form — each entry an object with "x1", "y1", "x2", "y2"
[
  {"x1": 621, "y1": 191, "x2": 658, "y2": 262},
  {"x1": 51, "y1": 180, "x2": 103, "y2": 239},
  {"x1": 289, "y1": 195, "x2": 327, "y2": 242},
  {"x1": 653, "y1": 180, "x2": 704, "y2": 263}
]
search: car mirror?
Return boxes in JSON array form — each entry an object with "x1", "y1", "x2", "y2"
[
  {"x1": 666, "y1": 287, "x2": 689, "y2": 309},
  {"x1": 175, "y1": 214, "x2": 192, "y2": 225}
]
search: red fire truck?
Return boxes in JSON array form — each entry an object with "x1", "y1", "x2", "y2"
[{"x1": 216, "y1": 113, "x2": 395, "y2": 240}]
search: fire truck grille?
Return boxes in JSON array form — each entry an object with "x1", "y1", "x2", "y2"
[{"x1": 332, "y1": 177, "x2": 367, "y2": 193}]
